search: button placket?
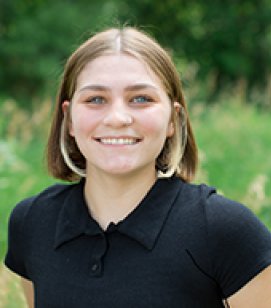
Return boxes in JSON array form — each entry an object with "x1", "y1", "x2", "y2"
[{"x1": 89, "y1": 233, "x2": 108, "y2": 277}]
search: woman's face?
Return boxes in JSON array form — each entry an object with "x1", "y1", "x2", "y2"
[{"x1": 63, "y1": 54, "x2": 175, "y2": 178}]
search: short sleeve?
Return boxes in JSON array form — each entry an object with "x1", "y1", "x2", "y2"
[
  {"x1": 4, "y1": 197, "x2": 33, "y2": 279},
  {"x1": 206, "y1": 192, "x2": 271, "y2": 298}
]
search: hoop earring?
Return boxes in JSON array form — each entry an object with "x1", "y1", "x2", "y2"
[
  {"x1": 180, "y1": 106, "x2": 188, "y2": 159},
  {"x1": 60, "y1": 115, "x2": 86, "y2": 178},
  {"x1": 156, "y1": 105, "x2": 188, "y2": 179}
]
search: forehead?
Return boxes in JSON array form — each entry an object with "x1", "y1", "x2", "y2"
[{"x1": 76, "y1": 53, "x2": 164, "y2": 89}]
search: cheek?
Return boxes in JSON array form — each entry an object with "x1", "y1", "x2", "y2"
[
  {"x1": 69, "y1": 109, "x2": 100, "y2": 137},
  {"x1": 139, "y1": 110, "x2": 171, "y2": 137},
  {"x1": 68, "y1": 119, "x2": 75, "y2": 137}
]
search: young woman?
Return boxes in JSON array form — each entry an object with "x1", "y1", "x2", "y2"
[{"x1": 5, "y1": 27, "x2": 271, "y2": 307}]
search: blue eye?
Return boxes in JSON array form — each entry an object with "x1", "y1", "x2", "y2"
[
  {"x1": 131, "y1": 96, "x2": 152, "y2": 104},
  {"x1": 86, "y1": 96, "x2": 105, "y2": 104}
]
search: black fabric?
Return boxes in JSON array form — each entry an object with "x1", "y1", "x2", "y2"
[{"x1": 4, "y1": 177, "x2": 271, "y2": 308}]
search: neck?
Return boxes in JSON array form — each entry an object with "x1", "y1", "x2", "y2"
[{"x1": 84, "y1": 168, "x2": 157, "y2": 230}]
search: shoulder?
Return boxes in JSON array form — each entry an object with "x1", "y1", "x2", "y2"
[
  {"x1": 8, "y1": 182, "x2": 78, "y2": 228},
  {"x1": 5, "y1": 182, "x2": 79, "y2": 278},
  {"x1": 181, "y1": 182, "x2": 271, "y2": 298},
  {"x1": 174, "y1": 179, "x2": 216, "y2": 207},
  {"x1": 178, "y1": 180, "x2": 271, "y2": 252},
  {"x1": 199, "y1": 186, "x2": 271, "y2": 243},
  {"x1": 172, "y1": 180, "x2": 216, "y2": 221},
  {"x1": 176, "y1": 180, "x2": 262, "y2": 228}
]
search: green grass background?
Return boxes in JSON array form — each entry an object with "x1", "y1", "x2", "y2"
[{"x1": 0, "y1": 99, "x2": 270, "y2": 307}]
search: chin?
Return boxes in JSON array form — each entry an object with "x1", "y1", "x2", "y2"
[
  {"x1": 101, "y1": 164, "x2": 148, "y2": 177},
  {"x1": 103, "y1": 167, "x2": 136, "y2": 175}
]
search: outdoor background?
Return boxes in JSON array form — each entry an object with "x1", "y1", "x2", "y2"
[{"x1": 1, "y1": 0, "x2": 271, "y2": 306}]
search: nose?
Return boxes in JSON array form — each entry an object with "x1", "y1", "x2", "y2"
[{"x1": 103, "y1": 101, "x2": 133, "y2": 127}]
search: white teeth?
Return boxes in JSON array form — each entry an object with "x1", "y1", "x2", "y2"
[{"x1": 99, "y1": 138, "x2": 137, "y2": 145}]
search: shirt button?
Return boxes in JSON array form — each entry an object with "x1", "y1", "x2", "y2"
[{"x1": 91, "y1": 263, "x2": 99, "y2": 272}]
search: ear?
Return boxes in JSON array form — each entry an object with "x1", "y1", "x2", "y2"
[
  {"x1": 167, "y1": 102, "x2": 180, "y2": 137},
  {"x1": 173, "y1": 101, "x2": 181, "y2": 113},
  {"x1": 62, "y1": 101, "x2": 74, "y2": 136}
]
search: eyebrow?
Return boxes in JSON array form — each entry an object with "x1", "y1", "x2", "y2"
[
  {"x1": 125, "y1": 83, "x2": 159, "y2": 92},
  {"x1": 77, "y1": 83, "x2": 159, "y2": 93}
]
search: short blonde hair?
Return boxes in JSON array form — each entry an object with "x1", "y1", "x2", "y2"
[{"x1": 47, "y1": 27, "x2": 198, "y2": 182}]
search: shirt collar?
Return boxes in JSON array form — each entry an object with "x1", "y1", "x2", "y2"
[{"x1": 54, "y1": 177, "x2": 183, "y2": 250}]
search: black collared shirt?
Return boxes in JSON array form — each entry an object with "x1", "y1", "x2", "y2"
[{"x1": 5, "y1": 177, "x2": 271, "y2": 307}]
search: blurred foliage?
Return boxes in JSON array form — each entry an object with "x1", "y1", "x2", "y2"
[
  {"x1": 1, "y1": 0, "x2": 271, "y2": 106},
  {"x1": 0, "y1": 0, "x2": 117, "y2": 105},
  {"x1": 117, "y1": 0, "x2": 271, "y2": 99}
]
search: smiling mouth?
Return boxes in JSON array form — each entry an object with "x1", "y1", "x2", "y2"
[{"x1": 95, "y1": 137, "x2": 141, "y2": 145}]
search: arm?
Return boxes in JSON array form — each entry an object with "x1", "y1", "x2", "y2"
[
  {"x1": 227, "y1": 265, "x2": 271, "y2": 308},
  {"x1": 21, "y1": 278, "x2": 34, "y2": 308}
]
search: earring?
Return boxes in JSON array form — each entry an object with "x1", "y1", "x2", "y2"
[
  {"x1": 60, "y1": 115, "x2": 86, "y2": 178},
  {"x1": 156, "y1": 105, "x2": 188, "y2": 179},
  {"x1": 180, "y1": 106, "x2": 188, "y2": 159}
]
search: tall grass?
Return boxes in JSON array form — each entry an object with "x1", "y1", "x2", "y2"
[
  {"x1": 0, "y1": 97, "x2": 270, "y2": 307},
  {"x1": 191, "y1": 100, "x2": 271, "y2": 227},
  {"x1": 0, "y1": 100, "x2": 54, "y2": 261}
]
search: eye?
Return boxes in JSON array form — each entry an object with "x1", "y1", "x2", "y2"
[
  {"x1": 85, "y1": 96, "x2": 106, "y2": 104},
  {"x1": 131, "y1": 95, "x2": 153, "y2": 104}
]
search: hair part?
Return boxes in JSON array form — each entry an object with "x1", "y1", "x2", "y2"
[{"x1": 47, "y1": 26, "x2": 198, "y2": 182}]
